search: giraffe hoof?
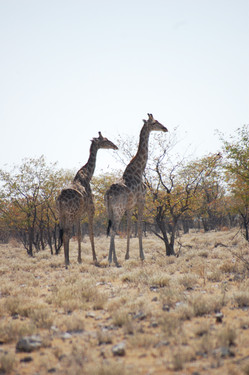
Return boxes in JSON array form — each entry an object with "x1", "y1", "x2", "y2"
[
  {"x1": 125, "y1": 255, "x2": 129, "y2": 260},
  {"x1": 115, "y1": 262, "x2": 121, "y2": 268},
  {"x1": 78, "y1": 258, "x2": 82, "y2": 264}
]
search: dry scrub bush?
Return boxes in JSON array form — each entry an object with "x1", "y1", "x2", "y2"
[
  {"x1": 217, "y1": 325, "x2": 237, "y2": 347},
  {"x1": 92, "y1": 292, "x2": 107, "y2": 311},
  {"x1": 128, "y1": 332, "x2": 160, "y2": 349},
  {"x1": 171, "y1": 346, "x2": 196, "y2": 371},
  {"x1": 198, "y1": 250, "x2": 209, "y2": 258},
  {"x1": 48, "y1": 278, "x2": 107, "y2": 312},
  {"x1": 121, "y1": 268, "x2": 149, "y2": 284},
  {"x1": 233, "y1": 291, "x2": 249, "y2": 308},
  {"x1": 30, "y1": 308, "x2": 54, "y2": 329},
  {"x1": 107, "y1": 295, "x2": 129, "y2": 313},
  {"x1": 122, "y1": 318, "x2": 135, "y2": 335},
  {"x1": 3, "y1": 296, "x2": 23, "y2": 316},
  {"x1": 159, "y1": 312, "x2": 182, "y2": 337},
  {"x1": 0, "y1": 351, "x2": 15, "y2": 374},
  {"x1": 177, "y1": 274, "x2": 198, "y2": 290},
  {"x1": 4, "y1": 296, "x2": 51, "y2": 322},
  {"x1": 84, "y1": 361, "x2": 126, "y2": 375},
  {"x1": 122, "y1": 266, "x2": 170, "y2": 288},
  {"x1": 0, "y1": 279, "x2": 13, "y2": 295},
  {"x1": 112, "y1": 308, "x2": 132, "y2": 328},
  {"x1": 195, "y1": 331, "x2": 215, "y2": 356},
  {"x1": 207, "y1": 269, "x2": 222, "y2": 282},
  {"x1": 58, "y1": 344, "x2": 86, "y2": 375},
  {"x1": 220, "y1": 261, "x2": 237, "y2": 274},
  {"x1": 159, "y1": 285, "x2": 185, "y2": 308},
  {"x1": 57, "y1": 314, "x2": 85, "y2": 333},
  {"x1": 189, "y1": 293, "x2": 223, "y2": 317},
  {"x1": 0, "y1": 264, "x2": 9, "y2": 278},
  {"x1": 149, "y1": 271, "x2": 171, "y2": 288},
  {"x1": 194, "y1": 321, "x2": 210, "y2": 337},
  {"x1": 243, "y1": 361, "x2": 249, "y2": 375},
  {"x1": 0, "y1": 320, "x2": 36, "y2": 343},
  {"x1": 96, "y1": 329, "x2": 112, "y2": 345},
  {"x1": 175, "y1": 303, "x2": 194, "y2": 321},
  {"x1": 171, "y1": 350, "x2": 184, "y2": 371}
]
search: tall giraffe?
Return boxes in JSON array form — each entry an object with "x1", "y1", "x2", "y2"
[
  {"x1": 57, "y1": 132, "x2": 118, "y2": 267},
  {"x1": 105, "y1": 114, "x2": 168, "y2": 266}
]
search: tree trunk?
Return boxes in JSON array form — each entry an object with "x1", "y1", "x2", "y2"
[
  {"x1": 155, "y1": 215, "x2": 176, "y2": 256},
  {"x1": 241, "y1": 213, "x2": 249, "y2": 242},
  {"x1": 182, "y1": 219, "x2": 189, "y2": 234},
  {"x1": 165, "y1": 242, "x2": 175, "y2": 256},
  {"x1": 47, "y1": 228, "x2": 53, "y2": 255},
  {"x1": 54, "y1": 225, "x2": 62, "y2": 255},
  {"x1": 28, "y1": 226, "x2": 33, "y2": 256}
]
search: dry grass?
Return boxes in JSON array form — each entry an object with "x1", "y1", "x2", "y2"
[
  {"x1": 0, "y1": 351, "x2": 15, "y2": 374},
  {"x1": 0, "y1": 229, "x2": 249, "y2": 375}
]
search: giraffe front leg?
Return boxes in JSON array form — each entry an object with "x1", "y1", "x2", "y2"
[
  {"x1": 125, "y1": 210, "x2": 132, "y2": 260},
  {"x1": 88, "y1": 210, "x2": 97, "y2": 263},
  {"x1": 63, "y1": 231, "x2": 70, "y2": 268},
  {"x1": 138, "y1": 201, "x2": 145, "y2": 261},
  {"x1": 77, "y1": 221, "x2": 82, "y2": 264},
  {"x1": 107, "y1": 209, "x2": 123, "y2": 267}
]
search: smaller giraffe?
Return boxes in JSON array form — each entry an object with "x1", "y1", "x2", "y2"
[
  {"x1": 105, "y1": 114, "x2": 168, "y2": 266},
  {"x1": 57, "y1": 132, "x2": 118, "y2": 267}
]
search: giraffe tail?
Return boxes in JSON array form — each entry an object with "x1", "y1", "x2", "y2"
[
  {"x1": 105, "y1": 192, "x2": 113, "y2": 237},
  {"x1": 107, "y1": 220, "x2": 112, "y2": 236},
  {"x1": 56, "y1": 228, "x2": 63, "y2": 254}
]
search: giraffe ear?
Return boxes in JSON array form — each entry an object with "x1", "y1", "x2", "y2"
[{"x1": 143, "y1": 119, "x2": 146, "y2": 124}]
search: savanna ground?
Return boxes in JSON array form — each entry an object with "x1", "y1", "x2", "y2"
[{"x1": 1, "y1": 229, "x2": 249, "y2": 375}]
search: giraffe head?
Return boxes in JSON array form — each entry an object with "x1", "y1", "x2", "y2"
[
  {"x1": 143, "y1": 113, "x2": 168, "y2": 133},
  {"x1": 92, "y1": 132, "x2": 118, "y2": 150}
]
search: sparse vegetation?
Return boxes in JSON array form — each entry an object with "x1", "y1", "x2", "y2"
[{"x1": 0, "y1": 229, "x2": 248, "y2": 374}]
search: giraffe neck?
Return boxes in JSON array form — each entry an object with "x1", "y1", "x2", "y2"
[
  {"x1": 74, "y1": 142, "x2": 98, "y2": 185},
  {"x1": 123, "y1": 125, "x2": 150, "y2": 180}
]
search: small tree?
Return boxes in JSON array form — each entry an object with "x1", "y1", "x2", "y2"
[
  {"x1": 145, "y1": 148, "x2": 222, "y2": 255},
  {"x1": 192, "y1": 154, "x2": 225, "y2": 231},
  {"x1": 0, "y1": 156, "x2": 72, "y2": 255},
  {"x1": 221, "y1": 125, "x2": 249, "y2": 240}
]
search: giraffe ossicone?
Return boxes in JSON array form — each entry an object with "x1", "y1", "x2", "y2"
[
  {"x1": 56, "y1": 132, "x2": 118, "y2": 268},
  {"x1": 105, "y1": 113, "x2": 168, "y2": 266}
]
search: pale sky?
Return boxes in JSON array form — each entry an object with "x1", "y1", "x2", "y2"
[{"x1": 1, "y1": 0, "x2": 249, "y2": 175}]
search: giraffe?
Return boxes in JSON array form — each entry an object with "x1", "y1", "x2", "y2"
[
  {"x1": 57, "y1": 132, "x2": 118, "y2": 267},
  {"x1": 105, "y1": 113, "x2": 168, "y2": 266}
]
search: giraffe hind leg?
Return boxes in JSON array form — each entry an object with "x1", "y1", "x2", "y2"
[
  {"x1": 125, "y1": 210, "x2": 132, "y2": 260},
  {"x1": 107, "y1": 205, "x2": 125, "y2": 267},
  {"x1": 108, "y1": 235, "x2": 114, "y2": 264},
  {"x1": 88, "y1": 215, "x2": 97, "y2": 263},
  {"x1": 77, "y1": 221, "x2": 82, "y2": 264},
  {"x1": 63, "y1": 231, "x2": 70, "y2": 268},
  {"x1": 108, "y1": 227, "x2": 121, "y2": 267}
]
